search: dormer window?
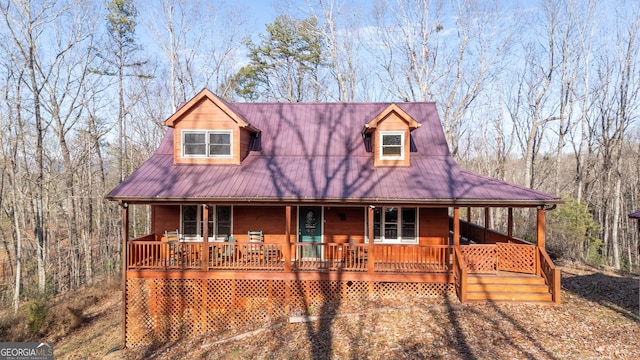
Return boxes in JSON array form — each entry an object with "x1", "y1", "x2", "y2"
[
  {"x1": 380, "y1": 131, "x2": 404, "y2": 160},
  {"x1": 182, "y1": 130, "x2": 232, "y2": 158}
]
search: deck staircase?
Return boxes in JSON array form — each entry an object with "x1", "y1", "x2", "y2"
[{"x1": 465, "y1": 272, "x2": 553, "y2": 303}]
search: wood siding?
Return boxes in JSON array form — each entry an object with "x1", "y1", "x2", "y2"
[
  {"x1": 152, "y1": 205, "x2": 180, "y2": 240},
  {"x1": 418, "y1": 208, "x2": 448, "y2": 245},
  {"x1": 373, "y1": 112, "x2": 411, "y2": 167},
  {"x1": 172, "y1": 97, "x2": 242, "y2": 165},
  {"x1": 151, "y1": 204, "x2": 450, "y2": 247},
  {"x1": 233, "y1": 206, "x2": 295, "y2": 243},
  {"x1": 324, "y1": 206, "x2": 366, "y2": 243}
]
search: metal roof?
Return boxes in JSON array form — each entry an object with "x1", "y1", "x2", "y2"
[{"x1": 107, "y1": 101, "x2": 560, "y2": 206}]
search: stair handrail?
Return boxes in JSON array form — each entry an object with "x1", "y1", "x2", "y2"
[
  {"x1": 453, "y1": 246, "x2": 468, "y2": 302},
  {"x1": 538, "y1": 247, "x2": 561, "y2": 304}
]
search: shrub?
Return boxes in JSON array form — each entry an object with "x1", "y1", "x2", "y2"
[
  {"x1": 25, "y1": 296, "x2": 49, "y2": 335},
  {"x1": 547, "y1": 196, "x2": 601, "y2": 262}
]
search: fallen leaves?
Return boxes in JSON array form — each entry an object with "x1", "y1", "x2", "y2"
[{"x1": 101, "y1": 263, "x2": 640, "y2": 359}]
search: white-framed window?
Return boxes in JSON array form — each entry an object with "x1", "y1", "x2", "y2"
[
  {"x1": 181, "y1": 205, "x2": 232, "y2": 241},
  {"x1": 182, "y1": 130, "x2": 232, "y2": 158},
  {"x1": 379, "y1": 131, "x2": 404, "y2": 160},
  {"x1": 366, "y1": 207, "x2": 418, "y2": 244}
]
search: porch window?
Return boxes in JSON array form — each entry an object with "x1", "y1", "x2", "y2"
[
  {"x1": 182, "y1": 130, "x2": 232, "y2": 158},
  {"x1": 368, "y1": 207, "x2": 417, "y2": 244},
  {"x1": 181, "y1": 205, "x2": 232, "y2": 241},
  {"x1": 379, "y1": 131, "x2": 404, "y2": 160}
]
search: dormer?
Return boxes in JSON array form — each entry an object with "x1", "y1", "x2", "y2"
[
  {"x1": 362, "y1": 104, "x2": 420, "y2": 167},
  {"x1": 165, "y1": 89, "x2": 260, "y2": 165}
]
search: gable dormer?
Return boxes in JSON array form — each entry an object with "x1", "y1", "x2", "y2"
[
  {"x1": 165, "y1": 89, "x2": 259, "y2": 165},
  {"x1": 363, "y1": 104, "x2": 420, "y2": 167}
]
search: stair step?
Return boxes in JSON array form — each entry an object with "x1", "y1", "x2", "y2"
[
  {"x1": 467, "y1": 274, "x2": 546, "y2": 285},
  {"x1": 466, "y1": 283, "x2": 550, "y2": 293},
  {"x1": 466, "y1": 291, "x2": 553, "y2": 302}
]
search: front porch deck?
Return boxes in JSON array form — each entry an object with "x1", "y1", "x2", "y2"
[{"x1": 126, "y1": 236, "x2": 560, "y2": 304}]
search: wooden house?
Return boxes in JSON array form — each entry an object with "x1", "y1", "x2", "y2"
[{"x1": 107, "y1": 89, "x2": 562, "y2": 346}]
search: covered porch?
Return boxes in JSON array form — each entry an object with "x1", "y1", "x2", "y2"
[{"x1": 121, "y1": 203, "x2": 560, "y2": 304}]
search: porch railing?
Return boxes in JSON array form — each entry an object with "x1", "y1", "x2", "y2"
[
  {"x1": 126, "y1": 239, "x2": 451, "y2": 274},
  {"x1": 538, "y1": 247, "x2": 561, "y2": 304},
  {"x1": 452, "y1": 217, "x2": 534, "y2": 245},
  {"x1": 453, "y1": 246, "x2": 468, "y2": 302},
  {"x1": 458, "y1": 243, "x2": 536, "y2": 275}
]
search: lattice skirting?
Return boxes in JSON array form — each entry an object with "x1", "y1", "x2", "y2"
[{"x1": 125, "y1": 278, "x2": 454, "y2": 346}]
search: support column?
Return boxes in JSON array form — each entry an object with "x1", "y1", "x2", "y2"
[
  {"x1": 507, "y1": 208, "x2": 514, "y2": 239},
  {"x1": 536, "y1": 207, "x2": 546, "y2": 277},
  {"x1": 453, "y1": 207, "x2": 460, "y2": 247},
  {"x1": 484, "y1": 207, "x2": 490, "y2": 243},
  {"x1": 284, "y1": 205, "x2": 292, "y2": 272},
  {"x1": 367, "y1": 206, "x2": 375, "y2": 274},
  {"x1": 119, "y1": 201, "x2": 129, "y2": 348},
  {"x1": 450, "y1": 207, "x2": 460, "y2": 272},
  {"x1": 536, "y1": 207, "x2": 546, "y2": 249},
  {"x1": 202, "y1": 205, "x2": 209, "y2": 271}
]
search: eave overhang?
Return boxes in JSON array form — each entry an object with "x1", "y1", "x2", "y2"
[
  {"x1": 362, "y1": 103, "x2": 421, "y2": 135},
  {"x1": 105, "y1": 195, "x2": 563, "y2": 208}
]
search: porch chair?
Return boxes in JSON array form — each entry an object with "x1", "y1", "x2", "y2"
[
  {"x1": 348, "y1": 238, "x2": 368, "y2": 264},
  {"x1": 248, "y1": 231, "x2": 263, "y2": 242},
  {"x1": 165, "y1": 229, "x2": 180, "y2": 242},
  {"x1": 244, "y1": 231, "x2": 264, "y2": 262},
  {"x1": 165, "y1": 230, "x2": 180, "y2": 265},
  {"x1": 215, "y1": 236, "x2": 236, "y2": 265}
]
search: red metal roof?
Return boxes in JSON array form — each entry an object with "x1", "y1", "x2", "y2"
[{"x1": 107, "y1": 101, "x2": 560, "y2": 206}]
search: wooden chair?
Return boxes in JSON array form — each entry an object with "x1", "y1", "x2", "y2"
[
  {"x1": 348, "y1": 238, "x2": 367, "y2": 264},
  {"x1": 216, "y1": 236, "x2": 236, "y2": 265},
  {"x1": 248, "y1": 231, "x2": 263, "y2": 242},
  {"x1": 165, "y1": 229, "x2": 180, "y2": 242},
  {"x1": 165, "y1": 230, "x2": 180, "y2": 265},
  {"x1": 244, "y1": 231, "x2": 263, "y2": 262}
]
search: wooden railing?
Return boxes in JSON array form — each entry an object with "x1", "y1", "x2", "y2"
[
  {"x1": 127, "y1": 240, "x2": 203, "y2": 270},
  {"x1": 538, "y1": 247, "x2": 561, "y2": 304},
  {"x1": 459, "y1": 243, "x2": 536, "y2": 275},
  {"x1": 127, "y1": 240, "x2": 450, "y2": 275},
  {"x1": 208, "y1": 242, "x2": 284, "y2": 271},
  {"x1": 373, "y1": 244, "x2": 450, "y2": 273},
  {"x1": 452, "y1": 217, "x2": 534, "y2": 245},
  {"x1": 453, "y1": 247, "x2": 467, "y2": 302}
]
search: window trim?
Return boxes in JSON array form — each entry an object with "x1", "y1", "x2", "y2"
[
  {"x1": 180, "y1": 205, "x2": 233, "y2": 242},
  {"x1": 379, "y1": 131, "x2": 405, "y2": 160},
  {"x1": 365, "y1": 207, "x2": 418, "y2": 244},
  {"x1": 182, "y1": 130, "x2": 233, "y2": 159}
]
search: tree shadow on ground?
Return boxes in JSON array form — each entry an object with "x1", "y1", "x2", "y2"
[{"x1": 561, "y1": 268, "x2": 639, "y2": 321}]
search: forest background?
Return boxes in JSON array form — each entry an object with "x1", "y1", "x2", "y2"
[{"x1": 0, "y1": 0, "x2": 638, "y2": 315}]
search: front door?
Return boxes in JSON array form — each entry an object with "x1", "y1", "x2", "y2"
[{"x1": 299, "y1": 206, "x2": 322, "y2": 258}]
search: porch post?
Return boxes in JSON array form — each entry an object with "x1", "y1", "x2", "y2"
[
  {"x1": 484, "y1": 207, "x2": 490, "y2": 243},
  {"x1": 453, "y1": 207, "x2": 460, "y2": 247},
  {"x1": 536, "y1": 207, "x2": 546, "y2": 249},
  {"x1": 507, "y1": 208, "x2": 514, "y2": 238},
  {"x1": 284, "y1": 205, "x2": 292, "y2": 272},
  {"x1": 202, "y1": 205, "x2": 209, "y2": 271},
  {"x1": 119, "y1": 201, "x2": 129, "y2": 349},
  {"x1": 367, "y1": 206, "x2": 375, "y2": 274},
  {"x1": 451, "y1": 207, "x2": 460, "y2": 272}
]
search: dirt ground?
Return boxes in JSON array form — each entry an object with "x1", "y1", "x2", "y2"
[{"x1": 5, "y1": 262, "x2": 637, "y2": 360}]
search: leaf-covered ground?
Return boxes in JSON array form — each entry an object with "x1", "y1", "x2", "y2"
[{"x1": 34, "y1": 263, "x2": 640, "y2": 359}]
